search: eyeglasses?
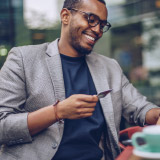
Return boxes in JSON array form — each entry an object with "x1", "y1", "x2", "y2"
[{"x1": 68, "y1": 8, "x2": 111, "y2": 33}]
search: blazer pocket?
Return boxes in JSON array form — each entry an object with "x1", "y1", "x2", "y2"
[
  {"x1": 1, "y1": 144, "x2": 22, "y2": 160},
  {"x1": 0, "y1": 152, "x2": 17, "y2": 160}
]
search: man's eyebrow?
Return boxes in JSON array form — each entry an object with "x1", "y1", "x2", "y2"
[{"x1": 88, "y1": 12, "x2": 107, "y2": 21}]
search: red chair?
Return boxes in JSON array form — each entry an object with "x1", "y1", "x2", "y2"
[{"x1": 119, "y1": 126, "x2": 143, "y2": 150}]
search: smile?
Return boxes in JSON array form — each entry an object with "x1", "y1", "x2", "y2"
[{"x1": 85, "y1": 35, "x2": 95, "y2": 42}]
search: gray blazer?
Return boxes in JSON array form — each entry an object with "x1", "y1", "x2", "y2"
[{"x1": 0, "y1": 39, "x2": 158, "y2": 160}]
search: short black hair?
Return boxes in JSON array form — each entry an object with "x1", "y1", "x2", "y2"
[{"x1": 63, "y1": 0, "x2": 106, "y2": 9}]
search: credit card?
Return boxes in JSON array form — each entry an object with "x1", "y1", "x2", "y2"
[{"x1": 97, "y1": 89, "x2": 112, "y2": 99}]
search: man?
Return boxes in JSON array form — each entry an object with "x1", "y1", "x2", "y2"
[{"x1": 0, "y1": 0, "x2": 160, "y2": 160}]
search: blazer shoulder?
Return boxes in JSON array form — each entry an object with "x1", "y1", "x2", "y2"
[{"x1": 9, "y1": 42, "x2": 50, "y2": 57}]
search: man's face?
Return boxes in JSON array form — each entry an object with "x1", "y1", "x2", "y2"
[{"x1": 68, "y1": 0, "x2": 108, "y2": 55}]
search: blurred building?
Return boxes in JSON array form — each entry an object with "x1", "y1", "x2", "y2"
[
  {"x1": 0, "y1": 0, "x2": 30, "y2": 68},
  {"x1": 0, "y1": 0, "x2": 16, "y2": 67},
  {"x1": 0, "y1": 0, "x2": 15, "y2": 47},
  {"x1": 106, "y1": 0, "x2": 160, "y2": 105},
  {"x1": 0, "y1": 0, "x2": 64, "y2": 68}
]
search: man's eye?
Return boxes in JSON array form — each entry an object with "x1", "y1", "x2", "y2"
[
  {"x1": 89, "y1": 15, "x2": 96, "y2": 24},
  {"x1": 89, "y1": 19, "x2": 95, "y2": 23}
]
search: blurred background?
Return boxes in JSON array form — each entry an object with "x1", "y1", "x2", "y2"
[{"x1": 0, "y1": 0, "x2": 160, "y2": 128}]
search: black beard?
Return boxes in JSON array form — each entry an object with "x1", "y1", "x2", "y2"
[
  {"x1": 69, "y1": 23, "x2": 93, "y2": 56},
  {"x1": 70, "y1": 35, "x2": 93, "y2": 56},
  {"x1": 72, "y1": 43, "x2": 92, "y2": 56}
]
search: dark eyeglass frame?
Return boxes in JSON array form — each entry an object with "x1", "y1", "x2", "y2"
[{"x1": 67, "y1": 8, "x2": 111, "y2": 33}]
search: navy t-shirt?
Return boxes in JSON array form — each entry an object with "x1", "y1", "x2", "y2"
[{"x1": 53, "y1": 54, "x2": 105, "y2": 160}]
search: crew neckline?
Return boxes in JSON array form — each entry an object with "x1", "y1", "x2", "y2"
[{"x1": 60, "y1": 53, "x2": 85, "y2": 62}]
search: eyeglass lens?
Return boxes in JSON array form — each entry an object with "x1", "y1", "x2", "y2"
[{"x1": 88, "y1": 14, "x2": 110, "y2": 33}]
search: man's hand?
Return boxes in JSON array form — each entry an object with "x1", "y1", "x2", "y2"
[
  {"x1": 28, "y1": 94, "x2": 98, "y2": 135},
  {"x1": 145, "y1": 108, "x2": 160, "y2": 125},
  {"x1": 56, "y1": 94, "x2": 98, "y2": 119}
]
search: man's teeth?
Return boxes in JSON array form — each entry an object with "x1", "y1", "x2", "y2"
[{"x1": 85, "y1": 35, "x2": 95, "y2": 41}]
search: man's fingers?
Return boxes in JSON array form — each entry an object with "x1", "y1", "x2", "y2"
[
  {"x1": 75, "y1": 94, "x2": 98, "y2": 102},
  {"x1": 77, "y1": 108, "x2": 95, "y2": 114},
  {"x1": 58, "y1": 94, "x2": 98, "y2": 120},
  {"x1": 75, "y1": 101, "x2": 97, "y2": 108}
]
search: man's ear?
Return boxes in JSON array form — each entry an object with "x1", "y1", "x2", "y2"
[{"x1": 60, "y1": 8, "x2": 71, "y2": 25}]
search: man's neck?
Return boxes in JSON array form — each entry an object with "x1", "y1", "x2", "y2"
[{"x1": 58, "y1": 39, "x2": 84, "y2": 57}]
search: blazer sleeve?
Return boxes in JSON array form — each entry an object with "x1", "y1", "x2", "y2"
[
  {"x1": 121, "y1": 71, "x2": 159, "y2": 126},
  {"x1": 108, "y1": 59, "x2": 159, "y2": 126},
  {"x1": 0, "y1": 47, "x2": 32, "y2": 146}
]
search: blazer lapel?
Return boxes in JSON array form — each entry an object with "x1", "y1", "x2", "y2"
[
  {"x1": 86, "y1": 54, "x2": 119, "y2": 146},
  {"x1": 45, "y1": 39, "x2": 65, "y2": 137},
  {"x1": 45, "y1": 39, "x2": 66, "y2": 102}
]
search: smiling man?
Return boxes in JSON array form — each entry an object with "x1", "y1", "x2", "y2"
[
  {"x1": 59, "y1": 0, "x2": 108, "y2": 57},
  {"x1": 0, "y1": 0, "x2": 160, "y2": 160}
]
